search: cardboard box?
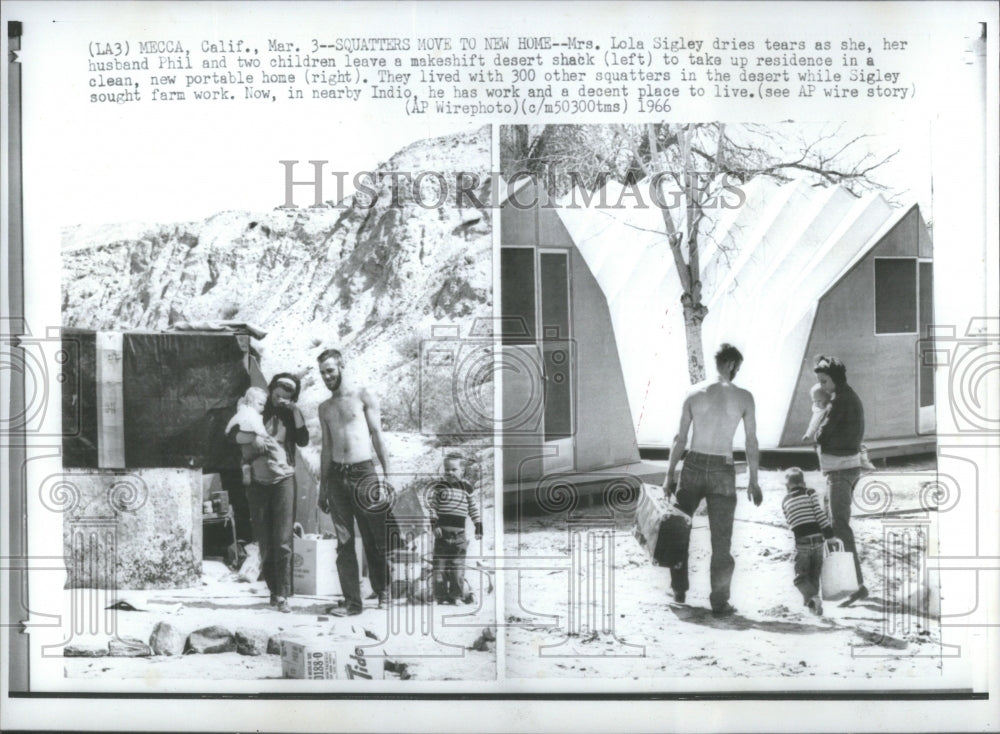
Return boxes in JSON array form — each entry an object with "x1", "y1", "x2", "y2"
[
  {"x1": 279, "y1": 638, "x2": 385, "y2": 680},
  {"x1": 280, "y1": 638, "x2": 336, "y2": 679},
  {"x1": 292, "y1": 536, "x2": 340, "y2": 596},
  {"x1": 341, "y1": 643, "x2": 385, "y2": 680}
]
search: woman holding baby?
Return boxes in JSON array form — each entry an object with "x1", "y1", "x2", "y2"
[
  {"x1": 226, "y1": 374, "x2": 309, "y2": 613},
  {"x1": 805, "y1": 355, "x2": 869, "y2": 607}
]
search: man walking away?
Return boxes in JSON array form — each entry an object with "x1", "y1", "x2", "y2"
[{"x1": 663, "y1": 344, "x2": 763, "y2": 617}]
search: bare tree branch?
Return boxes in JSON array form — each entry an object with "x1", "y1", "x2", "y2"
[{"x1": 505, "y1": 122, "x2": 901, "y2": 382}]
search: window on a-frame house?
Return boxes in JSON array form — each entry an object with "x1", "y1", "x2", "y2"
[
  {"x1": 874, "y1": 258, "x2": 917, "y2": 334},
  {"x1": 501, "y1": 247, "x2": 536, "y2": 345}
]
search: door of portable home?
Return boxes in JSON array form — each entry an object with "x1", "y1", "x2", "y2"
[{"x1": 500, "y1": 178, "x2": 641, "y2": 492}]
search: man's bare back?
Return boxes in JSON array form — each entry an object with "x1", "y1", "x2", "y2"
[
  {"x1": 662, "y1": 345, "x2": 762, "y2": 614},
  {"x1": 686, "y1": 380, "x2": 755, "y2": 457},
  {"x1": 664, "y1": 345, "x2": 761, "y2": 506}
]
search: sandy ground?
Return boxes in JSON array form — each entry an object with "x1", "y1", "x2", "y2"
[
  {"x1": 61, "y1": 456, "x2": 945, "y2": 685},
  {"x1": 64, "y1": 434, "x2": 497, "y2": 683},
  {"x1": 63, "y1": 561, "x2": 497, "y2": 682},
  {"x1": 504, "y1": 465, "x2": 946, "y2": 681}
]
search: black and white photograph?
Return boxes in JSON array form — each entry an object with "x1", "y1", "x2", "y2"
[
  {"x1": 499, "y1": 121, "x2": 963, "y2": 684},
  {"x1": 53, "y1": 124, "x2": 496, "y2": 684},
  {"x1": 1, "y1": 1, "x2": 997, "y2": 732}
]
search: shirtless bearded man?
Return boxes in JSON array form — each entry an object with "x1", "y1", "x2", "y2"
[
  {"x1": 316, "y1": 349, "x2": 392, "y2": 616},
  {"x1": 663, "y1": 343, "x2": 763, "y2": 617}
]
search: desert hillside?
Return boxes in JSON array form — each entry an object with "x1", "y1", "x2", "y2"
[{"x1": 62, "y1": 126, "x2": 493, "y2": 471}]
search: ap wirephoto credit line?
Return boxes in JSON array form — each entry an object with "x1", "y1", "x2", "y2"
[{"x1": 0, "y1": 2, "x2": 997, "y2": 733}]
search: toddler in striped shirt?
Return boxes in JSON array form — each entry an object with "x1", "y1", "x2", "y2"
[
  {"x1": 781, "y1": 467, "x2": 838, "y2": 615},
  {"x1": 428, "y1": 454, "x2": 483, "y2": 604}
]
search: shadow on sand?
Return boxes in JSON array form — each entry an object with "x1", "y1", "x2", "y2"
[{"x1": 668, "y1": 603, "x2": 842, "y2": 635}]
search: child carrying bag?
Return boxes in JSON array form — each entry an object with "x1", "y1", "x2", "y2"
[{"x1": 821, "y1": 538, "x2": 860, "y2": 601}]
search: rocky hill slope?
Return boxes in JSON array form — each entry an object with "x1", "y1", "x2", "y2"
[{"x1": 62, "y1": 126, "x2": 493, "y2": 463}]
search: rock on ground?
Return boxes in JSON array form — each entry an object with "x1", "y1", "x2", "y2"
[
  {"x1": 470, "y1": 627, "x2": 495, "y2": 652},
  {"x1": 185, "y1": 625, "x2": 236, "y2": 654},
  {"x1": 108, "y1": 637, "x2": 152, "y2": 657},
  {"x1": 235, "y1": 628, "x2": 270, "y2": 656},
  {"x1": 64, "y1": 644, "x2": 108, "y2": 657},
  {"x1": 149, "y1": 621, "x2": 186, "y2": 656},
  {"x1": 266, "y1": 635, "x2": 282, "y2": 655}
]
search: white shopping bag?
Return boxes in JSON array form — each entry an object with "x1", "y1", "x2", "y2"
[
  {"x1": 237, "y1": 542, "x2": 261, "y2": 584},
  {"x1": 821, "y1": 538, "x2": 859, "y2": 601}
]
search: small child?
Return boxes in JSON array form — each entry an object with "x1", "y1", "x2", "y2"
[
  {"x1": 225, "y1": 387, "x2": 294, "y2": 483},
  {"x1": 802, "y1": 383, "x2": 831, "y2": 444},
  {"x1": 427, "y1": 453, "x2": 483, "y2": 604},
  {"x1": 781, "y1": 467, "x2": 837, "y2": 615},
  {"x1": 803, "y1": 383, "x2": 875, "y2": 470}
]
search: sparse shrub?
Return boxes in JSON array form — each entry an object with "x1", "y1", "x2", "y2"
[{"x1": 395, "y1": 334, "x2": 423, "y2": 361}]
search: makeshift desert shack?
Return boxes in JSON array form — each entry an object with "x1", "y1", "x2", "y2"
[
  {"x1": 501, "y1": 175, "x2": 935, "y2": 502},
  {"x1": 60, "y1": 324, "x2": 320, "y2": 589}
]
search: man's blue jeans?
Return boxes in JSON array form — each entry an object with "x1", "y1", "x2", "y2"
[
  {"x1": 670, "y1": 452, "x2": 737, "y2": 610},
  {"x1": 327, "y1": 460, "x2": 390, "y2": 609}
]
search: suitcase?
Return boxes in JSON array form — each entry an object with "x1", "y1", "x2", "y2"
[{"x1": 633, "y1": 483, "x2": 692, "y2": 567}]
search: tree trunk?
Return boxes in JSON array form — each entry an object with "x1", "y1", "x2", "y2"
[{"x1": 681, "y1": 293, "x2": 708, "y2": 383}]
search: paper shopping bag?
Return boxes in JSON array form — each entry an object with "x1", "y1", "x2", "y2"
[{"x1": 821, "y1": 539, "x2": 859, "y2": 601}]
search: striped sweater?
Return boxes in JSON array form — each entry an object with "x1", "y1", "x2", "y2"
[
  {"x1": 427, "y1": 476, "x2": 481, "y2": 529},
  {"x1": 781, "y1": 487, "x2": 835, "y2": 540}
]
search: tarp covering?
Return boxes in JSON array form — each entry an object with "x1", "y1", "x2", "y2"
[
  {"x1": 62, "y1": 329, "x2": 261, "y2": 471},
  {"x1": 122, "y1": 332, "x2": 253, "y2": 469},
  {"x1": 96, "y1": 332, "x2": 125, "y2": 468}
]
